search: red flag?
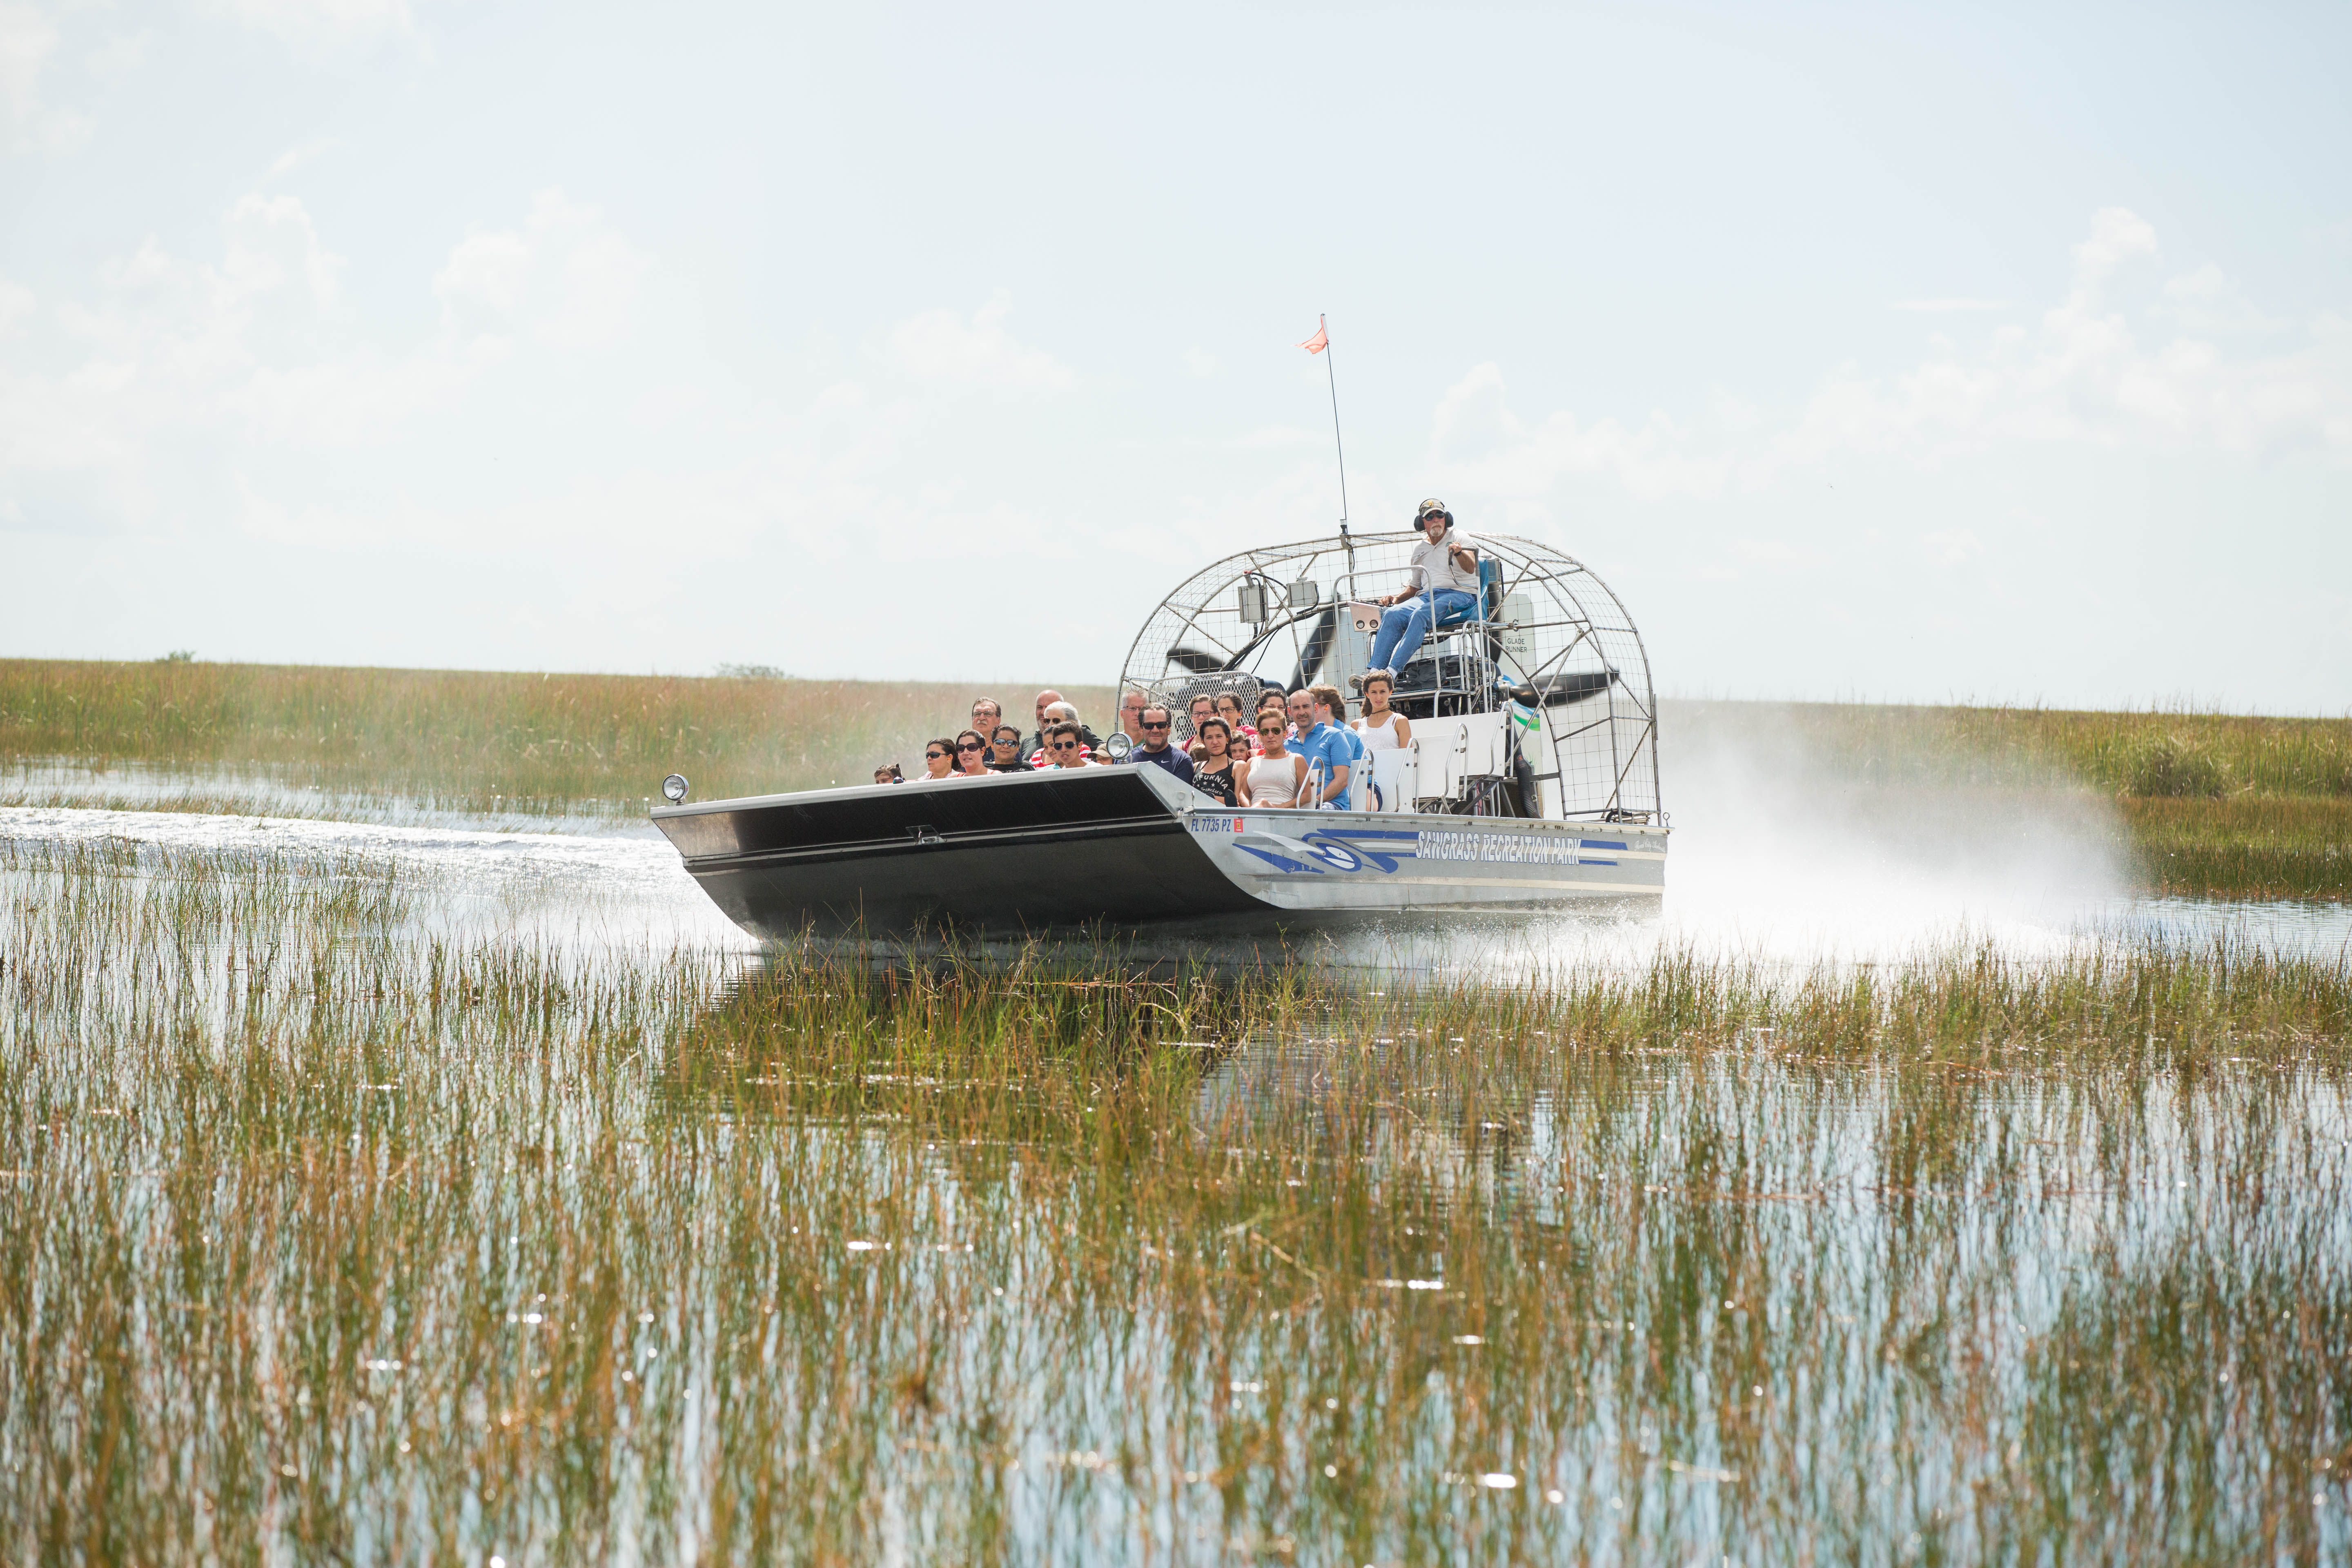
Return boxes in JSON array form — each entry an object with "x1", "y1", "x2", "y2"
[{"x1": 1296, "y1": 319, "x2": 1328, "y2": 354}]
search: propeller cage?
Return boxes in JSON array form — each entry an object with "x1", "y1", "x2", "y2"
[{"x1": 1116, "y1": 530, "x2": 1662, "y2": 823}]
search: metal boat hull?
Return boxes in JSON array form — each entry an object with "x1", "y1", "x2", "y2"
[{"x1": 653, "y1": 768, "x2": 1666, "y2": 941}]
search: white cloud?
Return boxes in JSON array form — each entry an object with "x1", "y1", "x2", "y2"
[
  {"x1": 1416, "y1": 209, "x2": 2351, "y2": 537},
  {"x1": 1428, "y1": 361, "x2": 1726, "y2": 504},
  {"x1": 886, "y1": 293, "x2": 1074, "y2": 392},
  {"x1": 432, "y1": 190, "x2": 648, "y2": 350},
  {"x1": 2071, "y1": 205, "x2": 2158, "y2": 287},
  {"x1": 0, "y1": 1, "x2": 90, "y2": 153},
  {"x1": 1918, "y1": 528, "x2": 1982, "y2": 568},
  {"x1": 2158, "y1": 263, "x2": 2282, "y2": 338},
  {"x1": 1182, "y1": 346, "x2": 1220, "y2": 378},
  {"x1": 1769, "y1": 208, "x2": 2350, "y2": 470},
  {"x1": 0, "y1": 275, "x2": 32, "y2": 335},
  {"x1": 0, "y1": 188, "x2": 1101, "y2": 577},
  {"x1": 1891, "y1": 298, "x2": 2009, "y2": 313},
  {"x1": 268, "y1": 137, "x2": 342, "y2": 178},
  {"x1": 206, "y1": 0, "x2": 417, "y2": 48}
]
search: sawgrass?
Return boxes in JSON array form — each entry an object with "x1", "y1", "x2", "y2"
[
  {"x1": 4, "y1": 841, "x2": 2348, "y2": 1562},
  {"x1": 1682, "y1": 699, "x2": 2352, "y2": 901},
  {"x1": 1745, "y1": 701, "x2": 2352, "y2": 798},
  {"x1": 0, "y1": 658, "x2": 1114, "y2": 817}
]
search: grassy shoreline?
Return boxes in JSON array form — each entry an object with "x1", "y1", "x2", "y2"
[{"x1": 2, "y1": 658, "x2": 2346, "y2": 899}]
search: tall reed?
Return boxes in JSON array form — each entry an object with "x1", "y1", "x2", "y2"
[{"x1": 4, "y1": 843, "x2": 2347, "y2": 1561}]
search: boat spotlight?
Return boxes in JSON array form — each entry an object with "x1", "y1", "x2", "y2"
[
  {"x1": 662, "y1": 773, "x2": 689, "y2": 804},
  {"x1": 1103, "y1": 731, "x2": 1134, "y2": 762}
]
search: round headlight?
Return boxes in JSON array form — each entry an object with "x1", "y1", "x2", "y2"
[
  {"x1": 661, "y1": 774, "x2": 689, "y2": 804},
  {"x1": 1103, "y1": 731, "x2": 1134, "y2": 762}
]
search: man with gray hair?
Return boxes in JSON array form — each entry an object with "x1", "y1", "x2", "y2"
[
  {"x1": 1022, "y1": 690, "x2": 1099, "y2": 764},
  {"x1": 1027, "y1": 702, "x2": 1100, "y2": 768}
]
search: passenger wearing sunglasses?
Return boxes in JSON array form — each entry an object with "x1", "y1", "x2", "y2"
[
  {"x1": 1039, "y1": 720, "x2": 1102, "y2": 769},
  {"x1": 986, "y1": 724, "x2": 1027, "y2": 772},
  {"x1": 1025, "y1": 701, "x2": 1101, "y2": 766},
  {"x1": 1124, "y1": 704, "x2": 1195, "y2": 785},
  {"x1": 920, "y1": 738, "x2": 959, "y2": 781},
  {"x1": 951, "y1": 729, "x2": 992, "y2": 778}
]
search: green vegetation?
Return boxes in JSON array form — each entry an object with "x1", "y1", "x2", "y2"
[
  {"x1": 1685, "y1": 699, "x2": 2352, "y2": 901},
  {"x1": 3, "y1": 841, "x2": 2348, "y2": 1561},
  {"x1": 1750, "y1": 700, "x2": 2352, "y2": 798},
  {"x1": 0, "y1": 658, "x2": 1115, "y2": 820}
]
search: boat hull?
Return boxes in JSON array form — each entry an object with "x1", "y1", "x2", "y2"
[{"x1": 651, "y1": 767, "x2": 1665, "y2": 941}]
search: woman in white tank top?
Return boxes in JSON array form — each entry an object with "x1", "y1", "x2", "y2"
[
  {"x1": 1238, "y1": 723, "x2": 1307, "y2": 807},
  {"x1": 1351, "y1": 670, "x2": 1413, "y2": 751}
]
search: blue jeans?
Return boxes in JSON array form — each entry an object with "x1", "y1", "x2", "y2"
[{"x1": 1369, "y1": 588, "x2": 1477, "y2": 675}]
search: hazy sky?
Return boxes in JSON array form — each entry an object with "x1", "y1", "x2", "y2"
[{"x1": 4, "y1": 0, "x2": 2347, "y2": 710}]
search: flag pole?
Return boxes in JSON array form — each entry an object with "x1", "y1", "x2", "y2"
[{"x1": 1316, "y1": 314, "x2": 1354, "y2": 579}]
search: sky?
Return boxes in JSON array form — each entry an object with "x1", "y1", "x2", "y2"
[{"x1": 2, "y1": 0, "x2": 2347, "y2": 710}]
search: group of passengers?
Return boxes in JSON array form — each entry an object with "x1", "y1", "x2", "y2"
[
  {"x1": 882, "y1": 670, "x2": 1416, "y2": 812},
  {"x1": 873, "y1": 497, "x2": 1476, "y2": 808}
]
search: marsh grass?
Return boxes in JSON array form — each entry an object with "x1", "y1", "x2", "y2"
[
  {"x1": 1685, "y1": 699, "x2": 2352, "y2": 901},
  {"x1": 2122, "y1": 795, "x2": 2352, "y2": 902},
  {"x1": 0, "y1": 659, "x2": 1115, "y2": 817},
  {"x1": 4, "y1": 844, "x2": 2350, "y2": 1561}
]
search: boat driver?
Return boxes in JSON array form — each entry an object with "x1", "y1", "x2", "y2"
[{"x1": 1357, "y1": 499, "x2": 1480, "y2": 690}]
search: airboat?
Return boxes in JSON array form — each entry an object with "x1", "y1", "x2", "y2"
[{"x1": 651, "y1": 530, "x2": 1666, "y2": 940}]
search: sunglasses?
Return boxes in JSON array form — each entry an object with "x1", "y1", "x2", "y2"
[
  {"x1": 925, "y1": 750, "x2": 948, "y2": 761},
  {"x1": 958, "y1": 740, "x2": 984, "y2": 752},
  {"x1": 1141, "y1": 720, "x2": 1169, "y2": 731}
]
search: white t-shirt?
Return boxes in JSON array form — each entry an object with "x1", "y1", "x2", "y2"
[{"x1": 1408, "y1": 528, "x2": 1481, "y2": 596}]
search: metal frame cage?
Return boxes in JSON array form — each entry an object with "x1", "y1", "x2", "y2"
[{"x1": 1115, "y1": 530, "x2": 1662, "y2": 823}]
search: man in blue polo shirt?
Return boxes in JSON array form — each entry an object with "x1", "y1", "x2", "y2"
[
  {"x1": 1300, "y1": 684, "x2": 1365, "y2": 808},
  {"x1": 1126, "y1": 704, "x2": 1196, "y2": 786}
]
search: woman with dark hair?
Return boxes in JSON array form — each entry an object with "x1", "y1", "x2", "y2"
[
  {"x1": 1190, "y1": 718, "x2": 1240, "y2": 807},
  {"x1": 1237, "y1": 712, "x2": 1307, "y2": 807},
  {"x1": 986, "y1": 724, "x2": 1027, "y2": 772},
  {"x1": 952, "y1": 729, "x2": 991, "y2": 778},
  {"x1": 1352, "y1": 669, "x2": 1412, "y2": 752},
  {"x1": 920, "y1": 738, "x2": 959, "y2": 781},
  {"x1": 1182, "y1": 694, "x2": 1218, "y2": 760},
  {"x1": 1214, "y1": 690, "x2": 1256, "y2": 757}
]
